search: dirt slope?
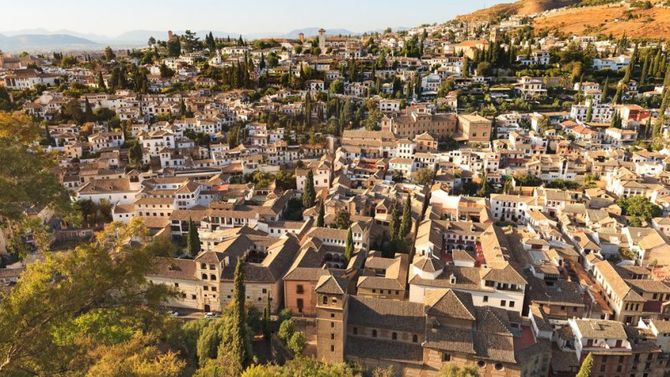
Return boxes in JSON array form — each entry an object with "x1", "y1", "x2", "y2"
[{"x1": 533, "y1": 4, "x2": 670, "y2": 38}]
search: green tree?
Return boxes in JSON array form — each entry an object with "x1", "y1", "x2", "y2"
[
  {"x1": 329, "y1": 79, "x2": 344, "y2": 94},
  {"x1": 241, "y1": 357, "x2": 358, "y2": 377},
  {"x1": 302, "y1": 170, "x2": 316, "y2": 208},
  {"x1": 334, "y1": 210, "x2": 351, "y2": 229},
  {"x1": 438, "y1": 364, "x2": 479, "y2": 377},
  {"x1": 287, "y1": 331, "x2": 305, "y2": 355},
  {"x1": 344, "y1": 227, "x2": 354, "y2": 262},
  {"x1": 0, "y1": 219, "x2": 173, "y2": 376},
  {"x1": 616, "y1": 195, "x2": 662, "y2": 225},
  {"x1": 230, "y1": 259, "x2": 249, "y2": 372},
  {"x1": 317, "y1": 200, "x2": 325, "y2": 227},
  {"x1": 277, "y1": 319, "x2": 295, "y2": 341},
  {"x1": 167, "y1": 37, "x2": 181, "y2": 57},
  {"x1": 97, "y1": 71, "x2": 107, "y2": 90},
  {"x1": 399, "y1": 194, "x2": 412, "y2": 239},
  {"x1": 128, "y1": 140, "x2": 144, "y2": 167},
  {"x1": 0, "y1": 112, "x2": 68, "y2": 223},
  {"x1": 86, "y1": 333, "x2": 185, "y2": 377},
  {"x1": 414, "y1": 167, "x2": 435, "y2": 186},
  {"x1": 262, "y1": 292, "x2": 271, "y2": 340},
  {"x1": 576, "y1": 353, "x2": 593, "y2": 377},
  {"x1": 388, "y1": 203, "x2": 401, "y2": 242},
  {"x1": 104, "y1": 46, "x2": 115, "y2": 61},
  {"x1": 186, "y1": 218, "x2": 201, "y2": 257}
]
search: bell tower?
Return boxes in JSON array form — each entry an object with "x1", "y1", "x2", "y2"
[{"x1": 315, "y1": 274, "x2": 348, "y2": 363}]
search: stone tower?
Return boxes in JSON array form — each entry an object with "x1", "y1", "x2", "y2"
[
  {"x1": 318, "y1": 28, "x2": 326, "y2": 52},
  {"x1": 315, "y1": 274, "x2": 348, "y2": 363}
]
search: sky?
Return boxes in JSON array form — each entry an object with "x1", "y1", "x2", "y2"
[{"x1": 0, "y1": 0, "x2": 511, "y2": 37}]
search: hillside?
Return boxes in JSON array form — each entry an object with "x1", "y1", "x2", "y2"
[
  {"x1": 533, "y1": 3, "x2": 670, "y2": 38},
  {"x1": 457, "y1": 0, "x2": 580, "y2": 22},
  {"x1": 0, "y1": 33, "x2": 99, "y2": 52}
]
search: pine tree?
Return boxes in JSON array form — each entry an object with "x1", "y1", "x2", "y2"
[
  {"x1": 399, "y1": 194, "x2": 412, "y2": 239},
  {"x1": 576, "y1": 353, "x2": 593, "y2": 377},
  {"x1": 230, "y1": 259, "x2": 248, "y2": 371},
  {"x1": 344, "y1": 227, "x2": 354, "y2": 262},
  {"x1": 186, "y1": 218, "x2": 201, "y2": 257},
  {"x1": 302, "y1": 170, "x2": 316, "y2": 208},
  {"x1": 317, "y1": 200, "x2": 325, "y2": 227}
]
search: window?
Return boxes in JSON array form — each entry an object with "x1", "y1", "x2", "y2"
[
  {"x1": 392, "y1": 332, "x2": 397, "y2": 340},
  {"x1": 509, "y1": 301, "x2": 515, "y2": 308},
  {"x1": 174, "y1": 283, "x2": 179, "y2": 287},
  {"x1": 412, "y1": 334, "x2": 418, "y2": 343},
  {"x1": 331, "y1": 313, "x2": 335, "y2": 318},
  {"x1": 494, "y1": 363, "x2": 504, "y2": 371},
  {"x1": 262, "y1": 288, "x2": 267, "y2": 294},
  {"x1": 501, "y1": 300, "x2": 506, "y2": 307},
  {"x1": 297, "y1": 298, "x2": 304, "y2": 311},
  {"x1": 353, "y1": 327, "x2": 358, "y2": 335},
  {"x1": 331, "y1": 345, "x2": 335, "y2": 352},
  {"x1": 331, "y1": 322, "x2": 335, "y2": 328},
  {"x1": 296, "y1": 285, "x2": 304, "y2": 294},
  {"x1": 211, "y1": 286, "x2": 217, "y2": 292},
  {"x1": 203, "y1": 286, "x2": 209, "y2": 291},
  {"x1": 331, "y1": 333, "x2": 335, "y2": 340},
  {"x1": 483, "y1": 295, "x2": 488, "y2": 303},
  {"x1": 477, "y1": 360, "x2": 486, "y2": 368},
  {"x1": 202, "y1": 274, "x2": 207, "y2": 280},
  {"x1": 323, "y1": 295, "x2": 328, "y2": 305},
  {"x1": 372, "y1": 329, "x2": 378, "y2": 338},
  {"x1": 442, "y1": 353, "x2": 451, "y2": 362}
]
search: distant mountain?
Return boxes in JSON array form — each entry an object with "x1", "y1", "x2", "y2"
[
  {"x1": 0, "y1": 33, "x2": 100, "y2": 52},
  {"x1": 0, "y1": 26, "x2": 379, "y2": 52}
]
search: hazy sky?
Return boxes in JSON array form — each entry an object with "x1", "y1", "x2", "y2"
[{"x1": 0, "y1": 0, "x2": 510, "y2": 36}]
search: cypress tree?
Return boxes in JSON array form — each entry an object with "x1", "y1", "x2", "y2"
[
  {"x1": 663, "y1": 64, "x2": 670, "y2": 89},
  {"x1": 576, "y1": 353, "x2": 593, "y2": 377},
  {"x1": 344, "y1": 227, "x2": 354, "y2": 262},
  {"x1": 302, "y1": 170, "x2": 316, "y2": 208},
  {"x1": 262, "y1": 291, "x2": 271, "y2": 340},
  {"x1": 179, "y1": 99, "x2": 187, "y2": 117},
  {"x1": 399, "y1": 194, "x2": 412, "y2": 239},
  {"x1": 317, "y1": 200, "x2": 325, "y2": 227},
  {"x1": 84, "y1": 98, "x2": 93, "y2": 121},
  {"x1": 388, "y1": 203, "x2": 401, "y2": 242},
  {"x1": 613, "y1": 84, "x2": 623, "y2": 105},
  {"x1": 640, "y1": 53, "x2": 649, "y2": 85},
  {"x1": 230, "y1": 259, "x2": 248, "y2": 370},
  {"x1": 186, "y1": 218, "x2": 201, "y2": 257},
  {"x1": 601, "y1": 77, "x2": 609, "y2": 101},
  {"x1": 97, "y1": 71, "x2": 106, "y2": 90},
  {"x1": 585, "y1": 100, "x2": 593, "y2": 122}
]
